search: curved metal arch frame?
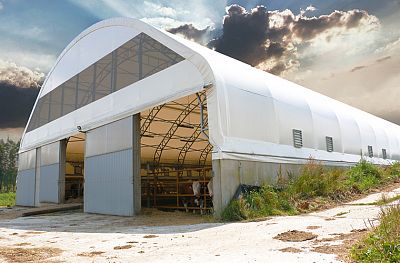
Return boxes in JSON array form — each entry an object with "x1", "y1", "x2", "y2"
[
  {"x1": 140, "y1": 90, "x2": 212, "y2": 171},
  {"x1": 199, "y1": 143, "x2": 213, "y2": 166},
  {"x1": 141, "y1": 104, "x2": 165, "y2": 136},
  {"x1": 176, "y1": 92, "x2": 209, "y2": 166},
  {"x1": 152, "y1": 96, "x2": 201, "y2": 166}
]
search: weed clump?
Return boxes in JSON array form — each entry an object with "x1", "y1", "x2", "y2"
[
  {"x1": 0, "y1": 192, "x2": 16, "y2": 207},
  {"x1": 221, "y1": 186, "x2": 296, "y2": 221},
  {"x1": 346, "y1": 160, "x2": 382, "y2": 192},
  {"x1": 351, "y1": 204, "x2": 400, "y2": 262},
  {"x1": 221, "y1": 160, "x2": 400, "y2": 222},
  {"x1": 287, "y1": 160, "x2": 347, "y2": 200}
]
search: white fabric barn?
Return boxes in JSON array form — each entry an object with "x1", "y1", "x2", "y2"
[{"x1": 16, "y1": 17, "x2": 400, "y2": 216}]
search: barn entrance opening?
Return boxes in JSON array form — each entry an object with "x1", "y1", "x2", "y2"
[
  {"x1": 140, "y1": 91, "x2": 213, "y2": 214},
  {"x1": 65, "y1": 133, "x2": 85, "y2": 203}
]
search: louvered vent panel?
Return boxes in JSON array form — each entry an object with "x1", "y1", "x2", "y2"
[
  {"x1": 293, "y1": 129, "x2": 303, "y2": 148},
  {"x1": 326, "y1": 136, "x2": 334, "y2": 152},
  {"x1": 382, "y1": 149, "x2": 387, "y2": 159},
  {"x1": 368, "y1": 145, "x2": 373, "y2": 158}
]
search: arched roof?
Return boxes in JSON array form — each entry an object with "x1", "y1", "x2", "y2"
[
  {"x1": 20, "y1": 18, "x2": 400, "y2": 165},
  {"x1": 21, "y1": 18, "x2": 215, "y2": 151}
]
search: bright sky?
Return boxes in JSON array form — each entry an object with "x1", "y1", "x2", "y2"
[{"x1": 0, "y1": 0, "x2": 399, "y2": 140}]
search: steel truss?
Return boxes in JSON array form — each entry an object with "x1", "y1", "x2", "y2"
[
  {"x1": 152, "y1": 96, "x2": 200, "y2": 166},
  {"x1": 141, "y1": 104, "x2": 165, "y2": 136},
  {"x1": 140, "y1": 90, "x2": 212, "y2": 170},
  {"x1": 177, "y1": 92, "x2": 209, "y2": 166}
]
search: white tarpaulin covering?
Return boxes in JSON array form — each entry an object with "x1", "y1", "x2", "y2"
[{"x1": 20, "y1": 18, "x2": 400, "y2": 166}]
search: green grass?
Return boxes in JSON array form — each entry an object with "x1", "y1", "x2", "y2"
[
  {"x1": 335, "y1": 211, "x2": 349, "y2": 217},
  {"x1": 287, "y1": 162, "x2": 348, "y2": 200},
  {"x1": 0, "y1": 192, "x2": 16, "y2": 207},
  {"x1": 351, "y1": 204, "x2": 400, "y2": 262},
  {"x1": 221, "y1": 186, "x2": 297, "y2": 221},
  {"x1": 346, "y1": 160, "x2": 383, "y2": 192},
  {"x1": 374, "y1": 194, "x2": 400, "y2": 206},
  {"x1": 340, "y1": 194, "x2": 400, "y2": 206},
  {"x1": 221, "y1": 160, "x2": 400, "y2": 221}
]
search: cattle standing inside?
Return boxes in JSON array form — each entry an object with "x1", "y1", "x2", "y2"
[
  {"x1": 179, "y1": 179, "x2": 213, "y2": 215},
  {"x1": 179, "y1": 181, "x2": 195, "y2": 213}
]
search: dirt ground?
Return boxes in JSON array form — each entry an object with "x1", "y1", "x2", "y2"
[
  {"x1": 0, "y1": 187, "x2": 399, "y2": 263},
  {"x1": 274, "y1": 230, "x2": 317, "y2": 242}
]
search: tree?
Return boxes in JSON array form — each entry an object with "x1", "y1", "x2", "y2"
[{"x1": 0, "y1": 139, "x2": 19, "y2": 192}]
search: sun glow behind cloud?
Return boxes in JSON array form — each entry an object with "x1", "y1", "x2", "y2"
[{"x1": 69, "y1": 0, "x2": 225, "y2": 29}]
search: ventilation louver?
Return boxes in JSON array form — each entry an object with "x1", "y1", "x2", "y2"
[
  {"x1": 326, "y1": 136, "x2": 334, "y2": 152},
  {"x1": 382, "y1": 149, "x2": 387, "y2": 159},
  {"x1": 368, "y1": 145, "x2": 373, "y2": 158},
  {"x1": 293, "y1": 129, "x2": 303, "y2": 148}
]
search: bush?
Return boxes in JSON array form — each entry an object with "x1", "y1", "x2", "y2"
[
  {"x1": 346, "y1": 160, "x2": 382, "y2": 192},
  {"x1": 221, "y1": 186, "x2": 296, "y2": 221},
  {"x1": 383, "y1": 162, "x2": 400, "y2": 181},
  {"x1": 0, "y1": 192, "x2": 16, "y2": 207},
  {"x1": 221, "y1": 199, "x2": 247, "y2": 221},
  {"x1": 352, "y1": 204, "x2": 400, "y2": 262},
  {"x1": 287, "y1": 161, "x2": 346, "y2": 199}
]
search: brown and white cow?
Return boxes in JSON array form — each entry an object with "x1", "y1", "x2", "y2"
[
  {"x1": 180, "y1": 179, "x2": 213, "y2": 215},
  {"x1": 179, "y1": 181, "x2": 196, "y2": 213}
]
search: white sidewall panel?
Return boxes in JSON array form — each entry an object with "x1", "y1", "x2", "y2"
[
  {"x1": 16, "y1": 169, "x2": 36, "y2": 207},
  {"x1": 84, "y1": 149, "x2": 134, "y2": 216},
  {"x1": 84, "y1": 116, "x2": 136, "y2": 216},
  {"x1": 39, "y1": 164, "x2": 60, "y2": 203},
  {"x1": 39, "y1": 142, "x2": 61, "y2": 203}
]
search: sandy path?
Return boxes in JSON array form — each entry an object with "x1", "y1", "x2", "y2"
[{"x1": 0, "y1": 187, "x2": 399, "y2": 263}]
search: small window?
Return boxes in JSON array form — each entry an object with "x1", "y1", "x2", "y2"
[
  {"x1": 382, "y1": 149, "x2": 387, "y2": 159},
  {"x1": 368, "y1": 145, "x2": 373, "y2": 158},
  {"x1": 293, "y1": 129, "x2": 303, "y2": 148},
  {"x1": 326, "y1": 136, "x2": 334, "y2": 152}
]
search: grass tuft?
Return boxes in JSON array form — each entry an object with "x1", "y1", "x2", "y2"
[
  {"x1": 221, "y1": 186, "x2": 297, "y2": 221},
  {"x1": 0, "y1": 192, "x2": 16, "y2": 207},
  {"x1": 346, "y1": 160, "x2": 383, "y2": 192},
  {"x1": 374, "y1": 194, "x2": 400, "y2": 206},
  {"x1": 351, "y1": 203, "x2": 400, "y2": 262}
]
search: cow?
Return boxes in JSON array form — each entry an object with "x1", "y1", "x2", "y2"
[
  {"x1": 180, "y1": 179, "x2": 214, "y2": 215},
  {"x1": 179, "y1": 181, "x2": 195, "y2": 213},
  {"x1": 192, "y1": 181, "x2": 204, "y2": 215},
  {"x1": 193, "y1": 180, "x2": 215, "y2": 215},
  {"x1": 207, "y1": 178, "x2": 213, "y2": 198}
]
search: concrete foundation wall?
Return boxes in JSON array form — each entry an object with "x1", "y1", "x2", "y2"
[
  {"x1": 15, "y1": 169, "x2": 36, "y2": 207},
  {"x1": 212, "y1": 159, "x2": 304, "y2": 217},
  {"x1": 39, "y1": 164, "x2": 61, "y2": 203},
  {"x1": 85, "y1": 149, "x2": 134, "y2": 216}
]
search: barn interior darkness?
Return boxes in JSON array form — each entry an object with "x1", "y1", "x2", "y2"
[
  {"x1": 65, "y1": 133, "x2": 85, "y2": 201},
  {"x1": 140, "y1": 91, "x2": 213, "y2": 212}
]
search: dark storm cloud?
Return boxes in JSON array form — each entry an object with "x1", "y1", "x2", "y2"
[
  {"x1": 168, "y1": 4, "x2": 378, "y2": 75},
  {"x1": 291, "y1": 10, "x2": 377, "y2": 41},
  {"x1": 0, "y1": 82, "x2": 39, "y2": 128},
  {"x1": 0, "y1": 62, "x2": 43, "y2": 128},
  {"x1": 167, "y1": 24, "x2": 212, "y2": 45},
  {"x1": 208, "y1": 5, "x2": 274, "y2": 67}
]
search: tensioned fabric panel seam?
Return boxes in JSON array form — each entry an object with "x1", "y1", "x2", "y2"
[{"x1": 330, "y1": 104, "x2": 344, "y2": 154}]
